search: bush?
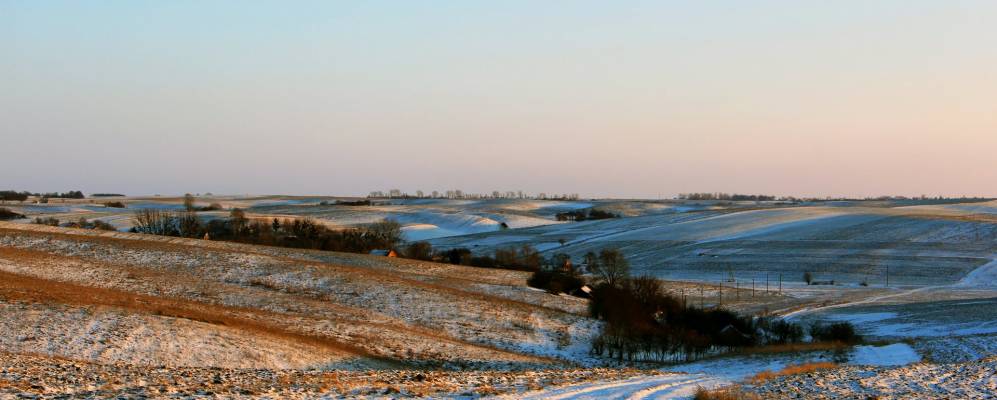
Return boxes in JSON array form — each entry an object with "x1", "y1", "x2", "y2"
[
  {"x1": 90, "y1": 220, "x2": 117, "y2": 231},
  {"x1": 694, "y1": 385, "x2": 760, "y2": 400},
  {"x1": 439, "y1": 248, "x2": 472, "y2": 265},
  {"x1": 404, "y1": 241, "x2": 434, "y2": 261},
  {"x1": 527, "y1": 270, "x2": 584, "y2": 295},
  {"x1": 555, "y1": 208, "x2": 620, "y2": 221},
  {"x1": 198, "y1": 203, "x2": 224, "y2": 211},
  {"x1": 767, "y1": 319, "x2": 805, "y2": 344},
  {"x1": 809, "y1": 322, "x2": 861, "y2": 344},
  {"x1": 34, "y1": 217, "x2": 60, "y2": 226},
  {"x1": 336, "y1": 200, "x2": 371, "y2": 206},
  {"x1": 103, "y1": 201, "x2": 126, "y2": 208},
  {"x1": 0, "y1": 208, "x2": 25, "y2": 220},
  {"x1": 468, "y1": 256, "x2": 496, "y2": 268},
  {"x1": 492, "y1": 245, "x2": 544, "y2": 271}
]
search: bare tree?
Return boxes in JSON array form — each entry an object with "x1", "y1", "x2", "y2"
[
  {"x1": 134, "y1": 209, "x2": 174, "y2": 235},
  {"x1": 367, "y1": 219, "x2": 402, "y2": 248},
  {"x1": 183, "y1": 193, "x2": 195, "y2": 211},
  {"x1": 589, "y1": 248, "x2": 630, "y2": 287},
  {"x1": 177, "y1": 211, "x2": 202, "y2": 238}
]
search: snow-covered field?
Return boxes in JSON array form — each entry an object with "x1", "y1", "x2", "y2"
[{"x1": 1, "y1": 197, "x2": 995, "y2": 398}]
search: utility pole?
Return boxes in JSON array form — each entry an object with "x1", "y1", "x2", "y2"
[
  {"x1": 700, "y1": 284, "x2": 704, "y2": 309},
  {"x1": 779, "y1": 273, "x2": 783, "y2": 294},
  {"x1": 752, "y1": 278, "x2": 755, "y2": 298},
  {"x1": 718, "y1": 280, "x2": 723, "y2": 308},
  {"x1": 735, "y1": 279, "x2": 739, "y2": 301},
  {"x1": 766, "y1": 272, "x2": 770, "y2": 293}
]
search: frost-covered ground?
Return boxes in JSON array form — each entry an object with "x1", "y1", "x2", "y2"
[
  {"x1": 2, "y1": 198, "x2": 995, "y2": 398},
  {"x1": 0, "y1": 222, "x2": 602, "y2": 370}
]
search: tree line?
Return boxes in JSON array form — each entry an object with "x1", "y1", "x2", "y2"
[
  {"x1": 1, "y1": 190, "x2": 86, "y2": 202},
  {"x1": 131, "y1": 208, "x2": 404, "y2": 254},
  {"x1": 33, "y1": 216, "x2": 116, "y2": 231},
  {"x1": 555, "y1": 208, "x2": 620, "y2": 221},
  {"x1": 368, "y1": 189, "x2": 581, "y2": 201}
]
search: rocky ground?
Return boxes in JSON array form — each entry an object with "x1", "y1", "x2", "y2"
[
  {"x1": 0, "y1": 352, "x2": 661, "y2": 399},
  {"x1": 749, "y1": 356, "x2": 997, "y2": 399}
]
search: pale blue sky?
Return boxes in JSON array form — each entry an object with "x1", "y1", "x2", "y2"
[{"x1": 2, "y1": 1, "x2": 996, "y2": 198}]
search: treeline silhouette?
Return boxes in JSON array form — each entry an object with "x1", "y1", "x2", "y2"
[
  {"x1": 413, "y1": 243, "x2": 546, "y2": 271},
  {"x1": 130, "y1": 209, "x2": 403, "y2": 254},
  {"x1": 33, "y1": 217, "x2": 116, "y2": 231},
  {"x1": 678, "y1": 192, "x2": 994, "y2": 203},
  {"x1": 1, "y1": 190, "x2": 85, "y2": 202},
  {"x1": 678, "y1": 193, "x2": 777, "y2": 201},
  {"x1": 555, "y1": 209, "x2": 620, "y2": 221}
]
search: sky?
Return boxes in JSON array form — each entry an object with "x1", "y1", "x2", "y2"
[{"x1": 2, "y1": 1, "x2": 996, "y2": 199}]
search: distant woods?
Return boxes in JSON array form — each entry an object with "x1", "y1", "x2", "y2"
[
  {"x1": 678, "y1": 192, "x2": 995, "y2": 203},
  {"x1": 555, "y1": 209, "x2": 619, "y2": 222},
  {"x1": 678, "y1": 193, "x2": 778, "y2": 201},
  {"x1": 131, "y1": 207, "x2": 404, "y2": 254},
  {"x1": 368, "y1": 189, "x2": 580, "y2": 201},
  {"x1": 0, "y1": 190, "x2": 84, "y2": 202}
]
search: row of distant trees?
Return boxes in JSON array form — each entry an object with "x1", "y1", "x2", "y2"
[
  {"x1": 0, "y1": 190, "x2": 85, "y2": 202},
  {"x1": 33, "y1": 216, "x2": 116, "y2": 231},
  {"x1": 555, "y1": 208, "x2": 620, "y2": 221},
  {"x1": 678, "y1": 193, "x2": 778, "y2": 201},
  {"x1": 678, "y1": 192, "x2": 994, "y2": 202},
  {"x1": 368, "y1": 189, "x2": 580, "y2": 201},
  {"x1": 132, "y1": 207, "x2": 404, "y2": 255}
]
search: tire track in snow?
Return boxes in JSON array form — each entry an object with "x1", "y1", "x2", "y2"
[
  {"x1": 624, "y1": 376, "x2": 722, "y2": 400},
  {"x1": 508, "y1": 374, "x2": 718, "y2": 400}
]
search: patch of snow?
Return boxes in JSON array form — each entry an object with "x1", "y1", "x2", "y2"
[{"x1": 849, "y1": 343, "x2": 921, "y2": 366}]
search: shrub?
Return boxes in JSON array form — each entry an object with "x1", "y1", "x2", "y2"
[
  {"x1": 335, "y1": 200, "x2": 371, "y2": 206},
  {"x1": 527, "y1": 270, "x2": 584, "y2": 295},
  {"x1": 694, "y1": 385, "x2": 760, "y2": 400},
  {"x1": 555, "y1": 208, "x2": 620, "y2": 221},
  {"x1": 199, "y1": 203, "x2": 224, "y2": 211},
  {"x1": 103, "y1": 201, "x2": 126, "y2": 208},
  {"x1": 90, "y1": 220, "x2": 117, "y2": 231},
  {"x1": 439, "y1": 248, "x2": 472, "y2": 265},
  {"x1": 468, "y1": 256, "x2": 496, "y2": 268},
  {"x1": 0, "y1": 208, "x2": 25, "y2": 220},
  {"x1": 767, "y1": 319, "x2": 805, "y2": 344},
  {"x1": 810, "y1": 322, "x2": 861, "y2": 344},
  {"x1": 404, "y1": 241, "x2": 434, "y2": 261},
  {"x1": 34, "y1": 217, "x2": 60, "y2": 226},
  {"x1": 750, "y1": 362, "x2": 837, "y2": 384}
]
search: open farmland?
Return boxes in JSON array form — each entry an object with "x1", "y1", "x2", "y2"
[
  {"x1": 431, "y1": 203, "x2": 997, "y2": 287},
  {"x1": 1, "y1": 198, "x2": 996, "y2": 398}
]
